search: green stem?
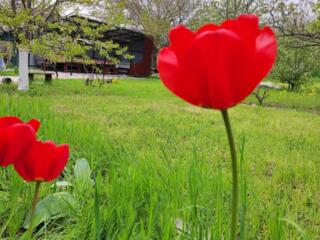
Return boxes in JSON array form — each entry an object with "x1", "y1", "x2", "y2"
[
  {"x1": 28, "y1": 181, "x2": 41, "y2": 240},
  {"x1": 221, "y1": 109, "x2": 238, "y2": 240}
]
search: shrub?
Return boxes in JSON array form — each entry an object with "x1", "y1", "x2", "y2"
[{"x1": 272, "y1": 39, "x2": 317, "y2": 91}]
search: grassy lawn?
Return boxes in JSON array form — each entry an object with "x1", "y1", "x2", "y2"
[
  {"x1": 0, "y1": 78, "x2": 319, "y2": 239},
  {"x1": 0, "y1": 69, "x2": 19, "y2": 76}
]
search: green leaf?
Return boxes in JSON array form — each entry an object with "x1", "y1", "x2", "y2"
[
  {"x1": 23, "y1": 192, "x2": 77, "y2": 229},
  {"x1": 94, "y1": 176, "x2": 101, "y2": 240},
  {"x1": 280, "y1": 218, "x2": 309, "y2": 240},
  {"x1": 74, "y1": 158, "x2": 93, "y2": 186}
]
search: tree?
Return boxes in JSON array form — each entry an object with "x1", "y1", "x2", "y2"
[
  {"x1": 0, "y1": 0, "x2": 132, "y2": 84},
  {"x1": 0, "y1": 40, "x2": 13, "y2": 64},
  {"x1": 263, "y1": 0, "x2": 320, "y2": 89},
  {"x1": 118, "y1": 0, "x2": 204, "y2": 49},
  {"x1": 252, "y1": 88, "x2": 270, "y2": 106},
  {"x1": 30, "y1": 14, "x2": 132, "y2": 80},
  {"x1": 62, "y1": 15, "x2": 132, "y2": 80},
  {"x1": 0, "y1": 0, "x2": 95, "y2": 81},
  {"x1": 271, "y1": 37, "x2": 317, "y2": 90},
  {"x1": 0, "y1": 0, "x2": 93, "y2": 49},
  {"x1": 190, "y1": 0, "x2": 267, "y2": 28},
  {"x1": 265, "y1": 0, "x2": 319, "y2": 47}
]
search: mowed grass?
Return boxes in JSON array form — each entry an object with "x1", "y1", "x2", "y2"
[{"x1": 0, "y1": 78, "x2": 319, "y2": 239}]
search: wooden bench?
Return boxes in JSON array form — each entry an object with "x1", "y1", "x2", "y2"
[{"x1": 29, "y1": 72, "x2": 54, "y2": 84}]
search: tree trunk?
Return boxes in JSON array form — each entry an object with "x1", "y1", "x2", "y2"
[
  {"x1": 54, "y1": 63, "x2": 58, "y2": 78},
  {"x1": 102, "y1": 58, "x2": 106, "y2": 81},
  {"x1": 288, "y1": 82, "x2": 296, "y2": 91},
  {"x1": 26, "y1": 0, "x2": 32, "y2": 41},
  {"x1": 11, "y1": 0, "x2": 16, "y2": 14},
  {"x1": 70, "y1": 58, "x2": 73, "y2": 76}
]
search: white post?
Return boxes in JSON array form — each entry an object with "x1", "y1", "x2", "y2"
[{"x1": 18, "y1": 49, "x2": 29, "y2": 91}]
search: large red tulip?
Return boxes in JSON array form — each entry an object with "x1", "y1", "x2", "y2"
[
  {"x1": 14, "y1": 140, "x2": 69, "y2": 182},
  {"x1": 157, "y1": 14, "x2": 277, "y2": 109},
  {"x1": 0, "y1": 116, "x2": 40, "y2": 167}
]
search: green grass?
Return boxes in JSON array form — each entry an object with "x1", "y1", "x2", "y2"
[
  {"x1": 0, "y1": 78, "x2": 319, "y2": 239},
  {"x1": 0, "y1": 70, "x2": 18, "y2": 76},
  {"x1": 251, "y1": 77, "x2": 320, "y2": 112},
  {"x1": 247, "y1": 88, "x2": 320, "y2": 113}
]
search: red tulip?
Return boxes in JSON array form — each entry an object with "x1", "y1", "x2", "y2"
[
  {"x1": 157, "y1": 14, "x2": 277, "y2": 109},
  {"x1": 14, "y1": 140, "x2": 69, "y2": 182},
  {"x1": 0, "y1": 116, "x2": 40, "y2": 167}
]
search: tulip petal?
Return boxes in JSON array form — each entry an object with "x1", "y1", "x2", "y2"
[
  {"x1": 254, "y1": 26, "x2": 277, "y2": 81},
  {"x1": 27, "y1": 119, "x2": 41, "y2": 132},
  {"x1": 221, "y1": 14, "x2": 259, "y2": 52},
  {"x1": 158, "y1": 14, "x2": 277, "y2": 110},
  {"x1": 47, "y1": 144, "x2": 69, "y2": 181},
  {"x1": 196, "y1": 23, "x2": 219, "y2": 35},
  {"x1": 158, "y1": 48, "x2": 180, "y2": 94},
  {"x1": 169, "y1": 25, "x2": 194, "y2": 61},
  {"x1": 1, "y1": 124, "x2": 36, "y2": 167},
  {"x1": 14, "y1": 141, "x2": 41, "y2": 181},
  {"x1": 14, "y1": 140, "x2": 69, "y2": 182},
  {"x1": 36, "y1": 141, "x2": 57, "y2": 181},
  {"x1": 0, "y1": 133, "x2": 8, "y2": 166},
  {"x1": 158, "y1": 47, "x2": 199, "y2": 105},
  {"x1": 0, "y1": 116, "x2": 22, "y2": 129},
  {"x1": 184, "y1": 29, "x2": 244, "y2": 108},
  {"x1": 221, "y1": 14, "x2": 259, "y2": 35},
  {"x1": 237, "y1": 14, "x2": 259, "y2": 31},
  {"x1": 14, "y1": 156, "x2": 33, "y2": 181}
]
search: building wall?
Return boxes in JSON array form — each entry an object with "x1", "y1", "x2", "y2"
[
  {"x1": 1, "y1": 27, "x2": 155, "y2": 76},
  {"x1": 129, "y1": 37, "x2": 154, "y2": 77}
]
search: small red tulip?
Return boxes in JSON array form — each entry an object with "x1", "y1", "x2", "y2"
[
  {"x1": 0, "y1": 116, "x2": 40, "y2": 167},
  {"x1": 14, "y1": 140, "x2": 69, "y2": 182},
  {"x1": 157, "y1": 14, "x2": 277, "y2": 109}
]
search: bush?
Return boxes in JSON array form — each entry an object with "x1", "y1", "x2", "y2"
[
  {"x1": 278, "y1": 66, "x2": 310, "y2": 91},
  {"x1": 252, "y1": 88, "x2": 270, "y2": 106},
  {"x1": 272, "y1": 38, "x2": 317, "y2": 91}
]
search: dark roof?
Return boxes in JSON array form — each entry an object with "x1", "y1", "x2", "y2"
[
  {"x1": 66, "y1": 15, "x2": 147, "y2": 43},
  {"x1": 102, "y1": 28, "x2": 145, "y2": 42}
]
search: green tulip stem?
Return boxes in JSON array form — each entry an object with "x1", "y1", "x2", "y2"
[
  {"x1": 221, "y1": 109, "x2": 238, "y2": 240},
  {"x1": 28, "y1": 181, "x2": 41, "y2": 240}
]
